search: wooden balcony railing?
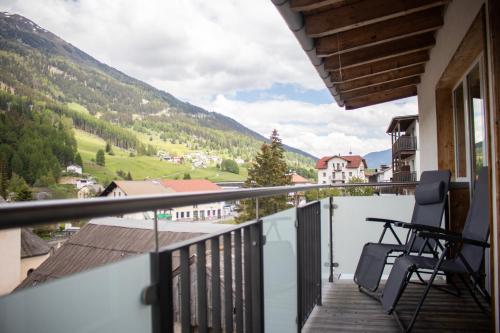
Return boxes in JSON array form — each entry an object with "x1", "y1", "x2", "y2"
[
  {"x1": 393, "y1": 171, "x2": 417, "y2": 182},
  {"x1": 393, "y1": 136, "x2": 417, "y2": 154}
]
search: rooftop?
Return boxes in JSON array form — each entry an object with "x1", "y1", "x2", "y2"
[
  {"x1": 161, "y1": 179, "x2": 222, "y2": 193},
  {"x1": 386, "y1": 114, "x2": 419, "y2": 133},
  {"x1": 316, "y1": 155, "x2": 367, "y2": 169},
  {"x1": 100, "y1": 180, "x2": 174, "y2": 197}
]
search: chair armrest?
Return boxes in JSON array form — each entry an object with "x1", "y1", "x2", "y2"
[
  {"x1": 365, "y1": 217, "x2": 407, "y2": 225},
  {"x1": 400, "y1": 223, "x2": 447, "y2": 233},
  {"x1": 418, "y1": 231, "x2": 490, "y2": 248}
]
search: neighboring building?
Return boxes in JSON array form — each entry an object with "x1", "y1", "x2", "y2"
[
  {"x1": 316, "y1": 155, "x2": 367, "y2": 184},
  {"x1": 100, "y1": 179, "x2": 229, "y2": 222},
  {"x1": 20, "y1": 228, "x2": 50, "y2": 281},
  {"x1": 77, "y1": 184, "x2": 103, "y2": 199},
  {"x1": 367, "y1": 165, "x2": 393, "y2": 183},
  {"x1": 387, "y1": 115, "x2": 420, "y2": 182},
  {"x1": 66, "y1": 164, "x2": 82, "y2": 175},
  {"x1": 100, "y1": 180, "x2": 174, "y2": 220},
  {"x1": 76, "y1": 178, "x2": 96, "y2": 190},
  {"x1": 161, "y1": 180, "x2": 228, "y2": 222},
  {"x1": 291, "y1": 173, "x2": 312, "y2": 185}
]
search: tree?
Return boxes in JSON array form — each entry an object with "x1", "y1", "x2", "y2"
[
  {"x1": 345, "y1": 177, "x2": 374, "y2": 196},
  {"x1": 96, "y1": 149, "x2": 105, "y2": 166},
  {"x1": 105, "y1": 142, "x2": 114, "y2": 155},
  {"x1": 220, "y1": 159, "x2": 239, "y2": 174},
  {"x1": 236, "y1": 130, "x2": 291, "y2": 222},
  {"x1": 126, "y1": 171, "x2": 133, "y2": 180},
  {"x1": 74, "y1": 152, "x2": 83, "y2": 167},
  {"x1": 0, "y1": 158, "x2": 8, "y2": 199},
  {"x1": 8, "y1": 173, "x2": 32, "y2": 201},
  {"x1": 183, "y1": 172, "x2": 191, "y2": 180}
]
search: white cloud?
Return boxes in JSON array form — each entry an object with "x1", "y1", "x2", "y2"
[
  {"x1": 201, "y1": 96, "x2": 418, "y2": 157},
  {"x1": 1, "y1": 0, "x2": 324, "y2": 104},
  {"x1": 2, "y1": 0, "x2": 419, "y2": 158}
]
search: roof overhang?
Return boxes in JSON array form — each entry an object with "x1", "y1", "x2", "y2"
[
  {"x1": 272, "y1": 0, "x2": 449, "y2": 109},
  {"x1": 386, "y1": 114, "x2": 419, "y2": 133}
]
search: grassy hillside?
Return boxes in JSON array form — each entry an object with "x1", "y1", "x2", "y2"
[{"x1": 75, "y1": 130, "x2": 247, "y2": 183}]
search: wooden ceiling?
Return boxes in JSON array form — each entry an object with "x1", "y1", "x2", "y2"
[{"x1": 290, "y1": 0, "x2": 449, "y2": 109}]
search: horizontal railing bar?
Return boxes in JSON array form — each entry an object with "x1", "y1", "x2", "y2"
[
  {"x1": 0, "y1": 182, "x2": 417, "y2": 230},
  {"x1": 158, "y1": 219, "x2": 260, "y2": 252}
]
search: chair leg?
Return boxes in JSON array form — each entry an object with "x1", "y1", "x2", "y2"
[
  {"x1": 405, "y1": 268, "x2": 439, "y2": 332},
  {"x1": 458, "y1": 274, "x2": 490, "y2": 316}
]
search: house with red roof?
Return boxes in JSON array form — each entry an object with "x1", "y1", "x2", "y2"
[{"x1": 316, "y1": 154, "x2": 368, "y2": 185}]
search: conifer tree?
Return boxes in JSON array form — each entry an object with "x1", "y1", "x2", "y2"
[
  {"x1": 96, "y1": 149, "x2": 105, "y2": 166},
  {"x1": 236, "y1": 130, "x2": 291, "y2": 222},
  {"x1": 74, "y1": 152, "x2": 83, "y2": 167}
]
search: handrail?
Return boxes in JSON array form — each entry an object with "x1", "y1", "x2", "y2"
[{"x1": 0, "y1": 181, "x2": 417, "y2": 230}]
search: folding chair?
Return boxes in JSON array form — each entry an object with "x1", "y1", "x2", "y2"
[
  {"x1": 380, "y1": 167, "x2": 490, "y2": 332},
  {"x1": 354, "y1": 170, "x2": 451, "y2": 292}
]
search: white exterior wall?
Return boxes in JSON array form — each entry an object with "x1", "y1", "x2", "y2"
[
  {"x1": 0, "y1": 229, "x2": 21, "y2": 296},
  {"x1": 21, "y1": 254, "x2": 49, "y2": 281},
  {"x1": 171, "y1": 202, "x2": 226, "y2": 221},
  {"x1": 417, "y1": 0, "x2": 485, "y2": 172}
]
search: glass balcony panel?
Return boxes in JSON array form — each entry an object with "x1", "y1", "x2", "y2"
[
  {"x1": 0, "y1": 254, "x2": 152, "y2": 333},
  {"x1": 320, "y1": 198, "x2": 331, "y2": 282},
  {"x1": 331, "y1": 196, "x2": 414, "y2": 279},
  {"x1": 262, "y1": 207, "x2": 297, "y2": 333}
]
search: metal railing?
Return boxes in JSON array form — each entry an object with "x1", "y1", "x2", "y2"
[
  {"x1": 0, "y1": 181, "x2": 417, "y2": 333},
  {"x1": 393, "y1": 171, "x2": 417, "y2": 182},
  {"x1": 393, "y1": 136, "x2": 417, "y2": 153}
]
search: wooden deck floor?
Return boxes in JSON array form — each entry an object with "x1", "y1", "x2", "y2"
[{"x1": 302, "y1": 280, "x2": 492, "y2": 332}]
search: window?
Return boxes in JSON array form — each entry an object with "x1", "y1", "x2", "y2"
[
  {"x1": 180, "y1": 212, "x2": 184, "y2": 218},
  {"x1": 342, "y1": 172, "x2": 345, "y2": 179},
  {"x1": 322, "y1": 181, "x2": 326, "y2": 184},
  {"x1": 349, "y1": 172, "x2": 352, "y2": 177},
  {"x1": 467, "y1": 63, "x2": 486, "y2": 180},
  {"x1": 186, "y1": 212, "x2": 190, "y2": 218},
  {"x1": 323, "y1": 172, "x2": 326, "y2": 177},
  {"x1": 176, "y1": 212, "x2": 179, "y2": 219},
  {"x1": 332, "y1": 172, "x2": 335, "y2": 178},
  {"x1": 207, "y1": 210, "x2": 211, "y2": 216},
  {"x1": 217, "y1": 209, "x2": 221, "y2": 218},
  {"x1": 452, "y1": 60, "x2": 488, "y2": 188}
]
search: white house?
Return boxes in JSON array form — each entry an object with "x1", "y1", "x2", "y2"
[
  {"x1": 100, "y1": 179, "x2": 229, "y2": 222},
  {"x1": 76, "y1": 178, "x2": 96, "y2": 190},
  {"x1": 66, "y1": 164, "x2": 82, "y2": 175},
  {"x1": 77, "y1": 184, "x2": 103, "y2": 199},
  {"x1": 367, "y1": 165, "x2": 393, "y2": 183},
  {"x1": 316, "y1": 155, "x2": 367, "y2": 185}
]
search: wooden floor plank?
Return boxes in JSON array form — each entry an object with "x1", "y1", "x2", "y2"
[{"x1": 302, "y1": 281, "x2": 491, "y2": 332}]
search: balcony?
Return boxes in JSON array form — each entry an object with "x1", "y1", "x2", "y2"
[
  {"x1": 393, "y1": 136, "x2": 417, "y2": 155},
  {"x1": 0, "y1": 182, "x2": 492, "y2": 332},
  {"x1": 393, "y1": 170, "x2": 417, "y2": 183}
]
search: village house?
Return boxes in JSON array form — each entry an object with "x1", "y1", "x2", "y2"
[
  {"x1": 65, "y1": 164, "x2": 82, "y2": 175},
  {"x1": 77, "y1": 184, "x2": 103, "y2": 199},
  {"x1": 367, "y1": 164, "x2": 393, "y2": 183},
  {"x1": 316, "y1": 154, "x2": 367, "y2": 184},
  {"x1": 100, "y1": 179, "x2": 229, "y2": 222},
  {"x1": 161, "y1": 179, "x2": 228, "y2": 222}
]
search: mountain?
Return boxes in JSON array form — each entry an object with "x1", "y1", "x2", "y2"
[
  {"x1": 0, "y1": 12, "x2": 316, "y2": 164},
  {"x1": 363, "y1": 149, "x2": 391, "y2": 169}
]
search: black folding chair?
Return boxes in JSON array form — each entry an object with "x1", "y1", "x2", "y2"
[
  {"x1": 380, "y1": 167, "x2": 490, "y2": 332},
  {"x1": 354, "y1": 170, "x2": 451, "y2": 292}
]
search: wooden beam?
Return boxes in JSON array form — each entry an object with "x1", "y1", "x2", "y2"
[
  {"x1": 336, "y1": 64, "x2": 425, "y2": 92},
  {"x1": 323, "y1": 32, "x2": 435, "y2": 70},
  {"x1": 315, "y1": 7, "x2": 443, "y2": 57},
  {"x1": 339, "y1": 76, "x2": 420, "y2": 100},
  {"x1": 330, "y1": 51, "x2": 429, "y2": 82},
  {"x1": 290, "y1": 0, "x2": 347, "y2": 12},
  {"x1": 305, "y1": 0, "x2": 448, "y2": 37},
  {"x1": 344, "y1": 85, "x2": 417, "y2": 109}
]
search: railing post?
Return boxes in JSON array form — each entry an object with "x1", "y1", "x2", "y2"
[
  {"x1": 157, "y1": 250, "x2": 174, "y2": 333},
  {"x1": 255, "y1": 197, "x2": 259, "y2": 220},
  {"x1": 328, "y1": 196, "x2": 334, "y2": 283}
]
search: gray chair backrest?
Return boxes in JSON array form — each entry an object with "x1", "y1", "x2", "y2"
[
  {"x1": 408, "y1": 170, "x2": 451, "y2": 251},
  {"x1": 460, "y1": 167, "x2": 490, "y2": 273}
]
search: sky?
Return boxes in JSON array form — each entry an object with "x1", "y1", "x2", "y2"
[{"x1": 1, "y1": 0, "x2": 417, "y2": 158}]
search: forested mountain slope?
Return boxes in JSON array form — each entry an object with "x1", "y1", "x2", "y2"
[{"x1": 0, "y1": 12, "x2": 316, "y2": 166}]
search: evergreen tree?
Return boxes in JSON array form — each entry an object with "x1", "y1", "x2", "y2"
[
  {"x1": 183, "y1": 172, "x2": 191, "y2": 180},
  {"x1": 8, "y1": 173, "x2": 32, "y2": 201},
  {"x1": 126, "y1": 171, "x2": 133, "y2": 180},
  {"x1": 74, "y1": 152, "x2": 83, "y2": 167},
  {"x1": 96, "y1": 149, "x2": 105, "y2": 166},
  {"x1": 0, "y1": 159, "x2": 8, "y2": 199},
  {"x1": 236, "y1": 130, "x2": 291, "y2": 222},
  {"x1": 105, "y1": 142, "x2": 111, "y2": 153}
]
